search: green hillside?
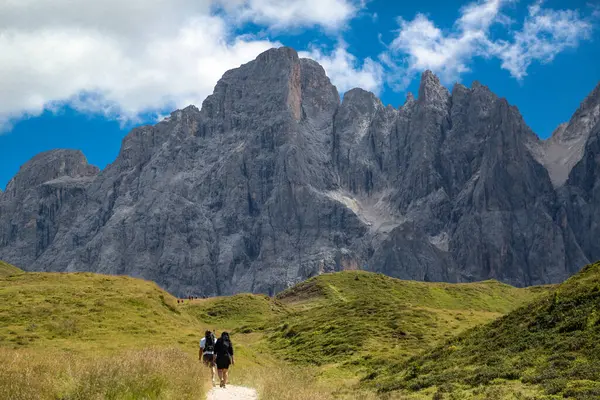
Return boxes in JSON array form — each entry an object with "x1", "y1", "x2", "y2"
[
  {"x1": 377, "y1": 261, "x2": 600, "y2": 399},
  {"x1": 0, "y1": 260, "x2": 23, "y2": 277},
  {"x1": 0, "y1": 271, "x2": 201, "y2": 351},
  {"x1": 0, "y1": 268, "x2": 215, "y2": 400},
  {"x1": 0, "y1": 262, "x2": 552, "y2": 399},
  {"x1": 0, "y1": 265, "x2": 328, "y2": 400},
  {"x1": 263, "y1": 271, "x2": 545, "y2": 390},
  {"x1": 184, "y1": 293, "x2": 288, "y2": 331}
]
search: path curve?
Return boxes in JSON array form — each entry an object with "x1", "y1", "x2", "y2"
[{"x1": 206, "y1": 385, "x2": 258, "y2": 400}]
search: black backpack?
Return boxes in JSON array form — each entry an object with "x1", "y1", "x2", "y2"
[
  {"x1": 221, "y1": 333, "x2": 231, "y2": 355},
  {"x1": 204, "y1": 333, "x2": 215, "y2": 352}
]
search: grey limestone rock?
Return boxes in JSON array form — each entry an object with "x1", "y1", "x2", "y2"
[
  {"x1": 0, "y1": 150, "x2": 99, "y2": 267},
  {"x1": 1, "y1": 46, "x2": 599, "y2": 295},
  {"x1": 531, "y1": 84, "x2": 600, "y2": 188}
]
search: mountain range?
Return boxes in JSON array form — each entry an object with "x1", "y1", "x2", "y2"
[{"x1": 1, "y1": 46, "x2": 599, "y2": 296}]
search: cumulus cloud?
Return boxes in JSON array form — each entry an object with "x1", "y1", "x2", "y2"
[
  {"x1": 384, "y1": 0, "x2": 594, "y2": 88},
  {"x1": 0, "y1": 18, "x2": 276, "y2": 126},
  {"x1": 300, "y1": 46, "x2": 384, "y2": 94},
  {"x1": 0, "y1": 0, "x2": 369, "y2": 130},
  {"x1": 385, "y1": 0, "x2": 506, "y2": 88},
  {"x1": 215, "y1": 0, "x2": 359, "y2": 30},
  {"x1": 492, "y1": 2, "x2": 594, "y2": 79}
]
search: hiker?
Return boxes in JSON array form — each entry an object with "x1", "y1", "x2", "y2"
[
  {"x1": 199, "y1": 330, "x2": 217, "y2": 385},
  {"x1": 214, "y1": 331, "x2": 234, "y2": 388}
]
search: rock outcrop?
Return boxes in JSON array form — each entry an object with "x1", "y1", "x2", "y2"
[
  {"x1": 0, "y1": 150, "x2": 99, "y2": 267},
  {"x1": 1, "y1": 47, "x2": 599, "y2": 295}
]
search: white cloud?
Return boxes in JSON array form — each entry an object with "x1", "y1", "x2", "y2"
[
  {"x1": 0, "y1": 0, "x2": 362, "y2": 130},
  {"x1": 0, "y1": 0, "x2": 213, "y2": 41},
  {"x1": 215, "y1": 0, "x2": 358, "y2": 30},
  {"x1": 0, "y1": 18, "x2": 276, "y2": 125},
  {"x1": 491, "y1": 2, "x2": 594, "y2": 79},
  {"x1": 457, "y1": 0, "x2": 510, "y2": 31},
  {"x1": 384, "y1": 0, "x2": 594, "y2": 88},
  {"x1": 386, "y1": 0, "x2": 506, "y2": 88},
  {"x1": 301, "y1": 46, "x2": 384, "y2": 94}
]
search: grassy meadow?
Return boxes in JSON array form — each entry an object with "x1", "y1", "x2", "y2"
[
  {"x1": 0, "y1": 264, "x2": 212, "y2": 399},
  {"x1": 0, "y1": 263, "x2": 332, "y2": 399},
  {"x1": 375, "y1": 261, "x2": 600, "y2": 399},
  {"x1": 5, "y1": 258, "x2": 600, "y2": 399}
]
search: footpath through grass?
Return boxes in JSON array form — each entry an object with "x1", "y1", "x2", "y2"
[{"x1": 184, "y1": 270, "x2": 545, "y2": 397}]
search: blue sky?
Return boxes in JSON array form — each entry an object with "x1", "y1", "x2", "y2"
[{"x1": 1, "y1": 0, "x2": 599, "y2": 190}]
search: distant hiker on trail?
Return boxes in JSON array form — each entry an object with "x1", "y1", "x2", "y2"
[
  {"x1": 200, "y1": 330, "x2": 217, "y2": 385},
  {"x1": 214, "y1": 331, "x2": 234, "y2": 388}
]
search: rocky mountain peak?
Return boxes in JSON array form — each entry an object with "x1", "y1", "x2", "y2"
[
  {"x1": 421, "y1": 69, "x2": 437, "y2": 81},
  {"x1": 579, "y1": 81, "x2": 600, "y2": 108},
  {"x1": 451, "y1": 82, "x2": 468, "y2": 94},
  {"x1": 344, "y1": 87, "x2": 378, "y2": 102},
  {"x1": 297, "y1": 57, "x2": 339, "y2": 122},
  {"x1": 199, "y1": 46, "x2": 338, "y2": 130},
  {"x1": 3, "y1": 150, "x2": 98, "y2": 200},
  {"x1": 341, "y1": 88, "x2": 382, "y2": 113},
  {"x1": 471, "y1": 80, "x2": 498, "y2": 101},
  {"x1": 418, "y1": 70, "x2": 450, "y2": 107},
  {"x1": 563, "y1": 82, "x2": 600, "y2": 141},
  {"x1": 471, "y1": 80, "x2": 485, "y2": 90},
  {"x1": 255, "y1": 46, "x2": 299, "y2": 65},
  {"x1": 533, "y1": 83, "x2": 600, "y2": 187}
]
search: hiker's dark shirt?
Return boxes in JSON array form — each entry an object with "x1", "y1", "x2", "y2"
[{"x1": 214, "y1": 338, "x2": 234, "y2": 359}]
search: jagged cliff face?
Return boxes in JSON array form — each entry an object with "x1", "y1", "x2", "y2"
[
  {"x1": 1, "y1": 47, "x2": 599, "y2": 295},
  {"x1": 0, "y1": 150, "x2": 99, "y2": 268}
]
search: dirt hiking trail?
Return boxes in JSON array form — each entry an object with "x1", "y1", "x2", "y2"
[{"x1": 206, "y1": 385, "x2": 258, "y2": 400}]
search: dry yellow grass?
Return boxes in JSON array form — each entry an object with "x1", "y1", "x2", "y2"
[
  {"x1": 0, "y1": 347, "x2": 209, "y2": 400},
  {"x1": 235, "y1": 365, "x2": 334, "y2": 400}
]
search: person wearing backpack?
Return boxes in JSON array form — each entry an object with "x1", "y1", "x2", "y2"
[
  {"x1": 214, "y1": 331, "x2": 234, "y2": 388},
  {"x1": 199, "y1": 330, "x2": 217, "y2": 385}
]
